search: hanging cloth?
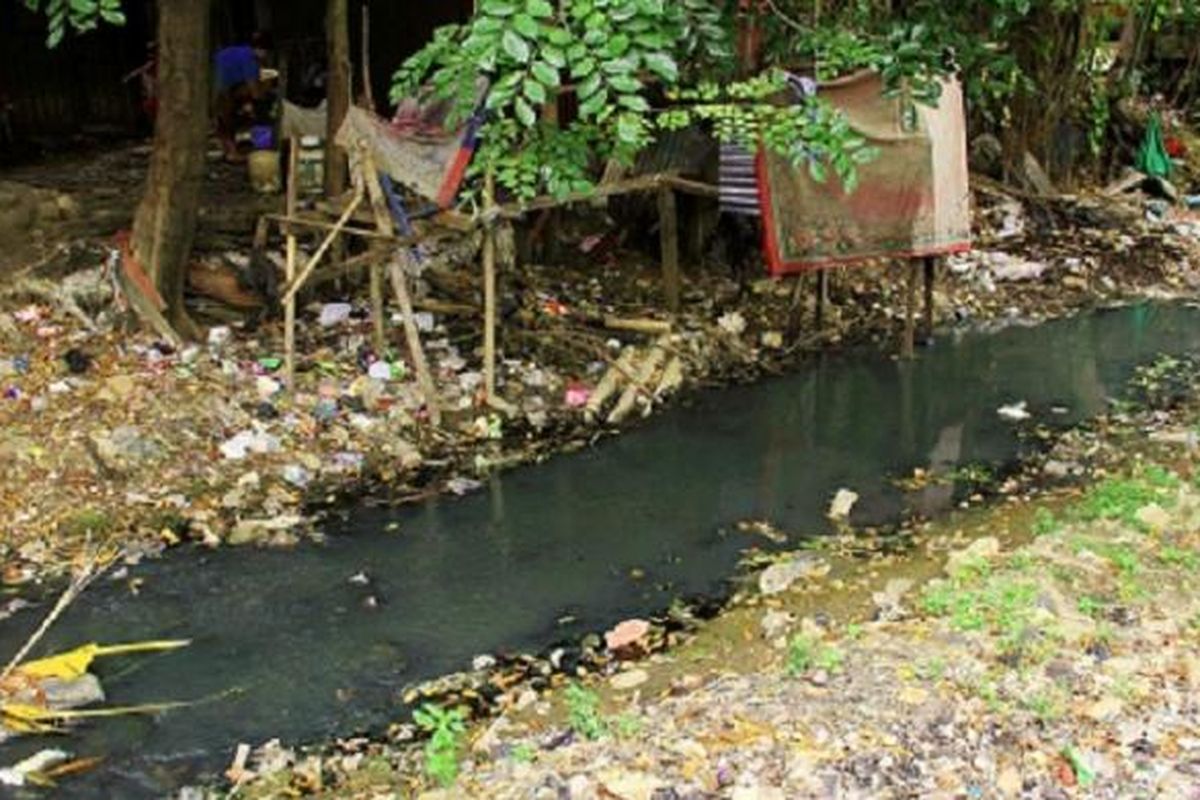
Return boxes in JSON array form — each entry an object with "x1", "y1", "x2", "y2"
[{"x1": 1136, "y1": 114, "x2": 1172, "y2": 179}]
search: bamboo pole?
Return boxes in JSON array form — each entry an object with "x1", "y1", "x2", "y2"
[
  {"x1": 658, "y1": 185, "x2": 681, "y2": 314},
  {"x1": 902, "y1": 259, "x2": 918, "y2": 359},
  {"x1": 483, "y1": 170, "x2": 498, "y2": 403},
  {"x1": 285, "y1": 142, "x2": 299, "y2": 385},
  {"x1": 358, "y1": 145, "x2": 442, "y2": 427},
  {"x1": 922, "y1": 255, "x2": 936, "y2": 342},
  {"x1": 279, "y1": 185, "x2": 364, "y2": 304}
]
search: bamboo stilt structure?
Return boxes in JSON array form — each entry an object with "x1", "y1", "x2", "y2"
[
  {"x1": 284, "y1": 142, "x2": 299, "y2": 385},
  {"x1": 279, "y1": 186, "x2": 365, "y2": 304},
  {"x1": 358, "y1": 145, "x2": 442, "y2": 427}
]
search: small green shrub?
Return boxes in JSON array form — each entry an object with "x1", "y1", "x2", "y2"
[
  {"x1": 413, "y1": 704, "x2": 467, "y2": 788},
  {"x1": 565, "y1": 683, "x2": 606, "y2": 740}
]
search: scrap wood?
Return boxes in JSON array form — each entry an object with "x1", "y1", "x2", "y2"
[
  {"x1": 608, "y1": 342, "x2": 668, "y2": 425},
  {"x1": 603, "y1": 316, "x2": 673, "y2": 336},
  {"x1": 113, "y1": 232, "x2": 181, "y2": 347},
  {"x1": 586, "y1": 349, "x2": 638, "y2": 420}
]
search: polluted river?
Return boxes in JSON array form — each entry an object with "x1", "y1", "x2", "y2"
[{"x1": 1, "y1": 301, "x2": 1198, "y2": 798}]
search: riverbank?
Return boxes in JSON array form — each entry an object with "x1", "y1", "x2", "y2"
[
  {"x1": 2, "y1": 179, "x2": 1199, "y2": 589},
  {"x1": 220, "y1": 367, "x2": 1200, "y2": 799}
]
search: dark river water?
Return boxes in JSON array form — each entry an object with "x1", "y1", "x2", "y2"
[{"x1": 0, "y1": 302, "x2": 1195, "y2": 798}]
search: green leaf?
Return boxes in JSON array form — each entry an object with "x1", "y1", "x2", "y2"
[
  {"x1": 515, "y1": 96, "x2": 537, "y2": 127},
  {"x1": 609, "y1": 74, "x2": 642, "y2": 93},
  {"x1": 605, "y1": 33, "x2": 631, "y2": 57},
  {"x1": 616, "y1": 113, "x2": 642, "y2": 144},
  {"x1": 526, "y1": 0, "x2": 554, "y2": 17},
  {"x1": 643, "y1": 52, "x2": 678, "y2": 82},
  {"x1": 511, "y1": 13, "x2": 540, "y2": 38},
  {"x1": 502, "y1": 29, "x2": 532, "y2": 63},
  {"x1": 482, "y1": 0, "x2": 518, "y2": 15},
  {"x1": 524, "y1": 77, "x2": 547, "y2": 104},
  {"x1": 531, "y1": 60, "x2": 560, "y2": 88},
  {"x1": 542, "y1": 46, "x2": 566, "y2": 69}
]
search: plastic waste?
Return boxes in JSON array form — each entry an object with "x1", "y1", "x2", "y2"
[
  {"x1": 219, "y1": 430, "x2": 281, "y2": 460},
  {"x1": 318, "y1": 303, "x2": 353, "y2": 327}
]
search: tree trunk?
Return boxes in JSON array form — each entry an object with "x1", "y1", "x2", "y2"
[
  {"x1": 130, "y1": 0, "x2": 212, "y2": 333},
  {"x1": 325, "y1": 0, "x2": 351, "y2": 198}
]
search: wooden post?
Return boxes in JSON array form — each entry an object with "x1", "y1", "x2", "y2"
[
  {"x1": 815, "y1": 269, "x2": 828, "y2": 330},
  {"x1": 358, "y1": 146, "x2": 442, "y2": 426},
  {"x1": 369, "y1": 252, "x2": 386, "y2": 352},
  {"x1": 658, "y1": 185, "x2": 680, "y2": 314},
  {"x1": 360, "y1": 1, "x2": 376, "y2": 112},
  {"x1": 922, "y1": 255, "x2": 937, "y2": 341},
  {"x1": 325, "y1": 0, "x2": 351, "y2": 198},
  {"x1": 902, "y1": 259, "x2": 918, "y2": 359},
  {"x1": 284, "y1": 142, "x2": 299, "y2": 385},
  {"x1": 483, "y1": 170, "x2": 498, "y2": 403}
]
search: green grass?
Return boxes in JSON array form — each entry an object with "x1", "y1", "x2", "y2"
[
  {"x1": 786, "y1": 634, "x2": 844, "y2": 677},
  {"x1": 1074, "y1": 467, "x2": 1179, "y2": 530},
  {"x1": 412, "y1": 704, "x2": 466, "y2": 788},
  {"x1": 565, "y1": 683, "x2": 607, "y2": 741},
  {"x1": 1032, "y1": 508, "x2": 1062, "y2": 537},
  {"x1": 1158, "y1": 546, "x2": 1200, "y2": 572}
]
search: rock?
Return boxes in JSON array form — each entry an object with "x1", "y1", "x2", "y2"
[
  {"x1": 100, "y1": 374, "x2": 137, "y2": 402},
  {"x1": 718, "y1": 311, "x2": 747, "y2": 336},
  {"x1": 1135, "y1": 504, "x2": 1171, "y2": 531},
  {"x1": 872, "y1": 578, "x2": 915, "y2": 621},
  {"x1": 595, "y1": 770, "x2": 664, "y2": 800},
  {"x1": 997, "y1": 766, "x2": 1022, "y2": 798},
  {"x1": 759, "y1": 555, "x2": 828, "y2": 596},
  {"x1": 610, "y1": 669, "x2": 649, "y2": 691},
  {"x1": 1020, "y1": 151, "x2": 1055, "y2": 195},
  {"x1": 898, "y1": 685, "x2": 930, "y2": 705},
  {"x1": 731, "y1": 786, "x2": 786, "y2": 800},
  {"x1": 970, "y1": 133, "x2": 1004, "y2": 177},
  {"x1": 1086, "y1": 695, "x2": 1123, "y2": 721},
  {"x1": 760, "y1": 609, "x2": 794, "y2": 641},
  {"x1": 90, "y1": 426, "x2": 162, "y2": 466},
  {"x1": 828, "y1": 488, "x2": 859, "y2": 520},
  {"x1": 946, "y1": 536, "x2": 1001, "y2": 576},
  {"x1": 228, "y1": 515, "x2": 302, "y2": 546},
  {"x1": 1043, "y1": 460, "x2": 1072, "y2": 479},
  {"x1": 605, "y1": 619, "x2": 651, "y2": 656}
]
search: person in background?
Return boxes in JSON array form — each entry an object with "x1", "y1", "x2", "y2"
[{"x1": 214, "y1": 32, "x2": 273, "y2": 162}]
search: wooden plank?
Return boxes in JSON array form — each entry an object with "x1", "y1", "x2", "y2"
[{"x1": 658, "y1": 186, "x2": 681, "y2": 314}]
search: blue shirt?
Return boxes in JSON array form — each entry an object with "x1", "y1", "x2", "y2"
[{"x1": 215, "y1": 46, "x2": 260, "y2": 92}]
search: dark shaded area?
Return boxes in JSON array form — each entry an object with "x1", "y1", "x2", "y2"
[{"x1": 0, "y1": 0, "x2": 473, "y2": 157}]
